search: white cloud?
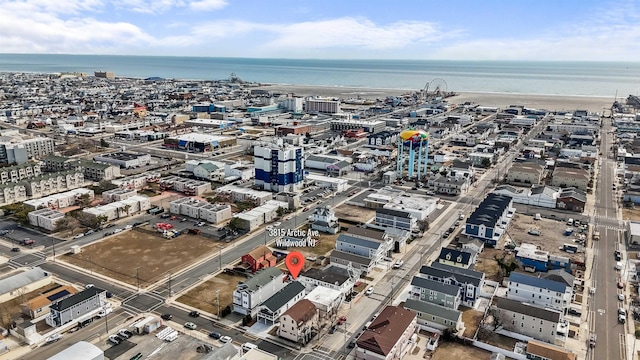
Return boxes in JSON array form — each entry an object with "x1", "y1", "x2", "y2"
[{"x1": 189, "y1": 0, "x2": 227, "y2": 11}]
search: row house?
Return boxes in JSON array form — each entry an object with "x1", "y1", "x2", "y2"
[
  {"x1": 506, "y1": 272, "x2": 572, "y2": 313},
  {"x1": 419, "y1": 262, "x2": 486, "y2": 308},
  {"x1": 506, "y1": 163, "x2": 545, "y2": 185},
  {"x1": 464, "y1": 193, "x2": 515, "y2": 247},
  {"x1": 335, "y1": 233, "x2": 391, "y2": 266},
  {"x1": 410, "y1": 276, "x2": 461, "y2": 310},
  {"x1": 0, "y1": 162, "x2": 41, "y2": 184},
  {"x1": 278, "y1": 299, "x2": 317, "y2": 345},
  {"x1": 429, "y1": 175, "x2": 470, "y2": 196},
  {"x1": 0, "y1": 183, "x2": 27, "y2": 205},
  {"x1": 169, "y1": 197, "x2": 232, "y2": 224},
  {"x1": 437, "y1": 248, "x2": 476, "y2": 269},
  {"x1": 28, "y1": 208, "x2": 65, "y2": 231},
  {"x1": 403, "y1": 298, "x2": 464, "y2": 332},
  {"x1": 495, "y1": 297, "x2": 568, "y2": 346},
  {"x1": 233, "y1": 267, "x2": 287, "y2": 317},
  {"x1": 550, "y1": 168, "x2": 590, "y2": 191},
  {"x1": 23, "y1": 171, "x2": 85, "y2": 198},
  {"x1": 257, "y1": 281, "x2": 306, "y2": 325},
  {"x1": 298, "y1": 265, "x2": 355, "y2": 296}
]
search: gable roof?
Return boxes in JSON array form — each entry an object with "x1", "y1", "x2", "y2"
[
  {"x1": 280, "y1": 298, "x2": 316, "y2": 324},
  {"x1": 347, "y1": 226, "x2": 386, "y2": 241},
  {"x1": 419, "y1": 265, "x2": 482, "y2": 287},
  {"x1": 496, "y1": 297, "x2": 561, "y2": 323},
  {"x1": 300, "y1": 265, "x2": 351, "y2": 286},
  {"x1": 260, "y1": 281, "x2": 306, "y2": 312},
  {"x1": 246, "y1": 245, "x2": 274, "y2": 261},
  {"x1": 337, "y1": 234, "x2": 384, "y2": 250},
  {"x1": 0, "y1": 267, "x2": 49, "y2": 295},
  {"x1": 330, "y1": 250, "x2": 374, "y2": 266},
  {"x1": 438, "y1": 248, "x2": 473, "y2": 265},
  {"x1": 467, "y1": 193, "x2": 512, "y2": 227},
  {"x1": 356, "y1": 305, "x2": 416, "y2": 356},
  {"x1": 509, "y1": 272, "x2": 568, "y2": 293},
  {"x1": 25, "y1": 285, "x2": 78, "y2": 311},
  {"x1": 50, "y1": 287, "x2": 105, "y2": 312},
  {"x1": 240, "y1": 267, "x2": 284, "y2": 292},
  {"x1": 410, "y1": 276, "x2": 460, "y2": 296},
  {"x1": 403, "y1": 298, "x2": 462, "y2": 322},
  {"x1": 430, "y1": 262, "x2": 485, "y2": 280}
]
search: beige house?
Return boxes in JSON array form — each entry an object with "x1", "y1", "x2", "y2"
[
  {"x1": 550, "y1": 168, "x2": 590, "y2": 191},
  {"x1": 22, "y1": 285, "x2": 78, "y2": 320},
  {"x1": 277, "y1": 299, "x2": 317, "y2": 344},
  {"x1": 506, "y1": 163, "x2": 544, "y2": 185}
]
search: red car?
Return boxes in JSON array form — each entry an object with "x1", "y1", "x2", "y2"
[
  {"x1": 337, "y1": 316, "x2": 347, "y2": 325},
  {"x1": 303, "y1": 207, "x2": 309, "y2": 212}
]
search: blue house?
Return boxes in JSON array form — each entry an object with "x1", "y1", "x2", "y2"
[{"x1": 464, "y1": 193, "x2": 514, "y2": 247}]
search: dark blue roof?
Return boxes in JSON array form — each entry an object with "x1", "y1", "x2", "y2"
[
  {"x1": 509, "y1": 272, "x2": 568, "y2": 293},
  {"x1": 47, "y1": 289, "x2": 71, "y2": 302},
  {"x1": 437, "y1": 248, "x2": 472, "y2": 265},
  {"x1": 466, "y1": 193, "x2": 512, "y2": 227},
  {"x1": 410, "y1": 276, "x2": 460, "y2": 296}
]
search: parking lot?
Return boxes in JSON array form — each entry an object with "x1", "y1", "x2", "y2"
[
  {"x1": 99, "y1": 323, "x2": 222, "y2": 360},
  {"x1": 0, "y1": 219, "x2": 64, "y2": 249},
  {"x1": 508, "y1": 213, "x2": 588, "y2": 261}
]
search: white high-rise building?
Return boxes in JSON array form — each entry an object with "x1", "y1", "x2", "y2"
[{"x1": 254, "y1": 140, "x2": 304, "y2": 192}]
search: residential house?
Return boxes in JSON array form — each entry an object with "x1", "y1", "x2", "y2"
[
  {"x1": 460, "y1": 238, "x2": 485, "y2": 255},
  {"x1": 0, "y1": 268, "x2": 52, "y2": 303},
  {"x1": 308, "y1": 206, "x2": 340, "y2": 234},
  {"x1": 420, "y1": 263, "x2": 486, "y2": 308},
  {"x1": 278, "y1": 299, "x2": 318, "y2": 344},
  {"x1": 403, "y1": 299, "x2": 464, "y2": 332},
  {"x1": 555, "y1": 188, "x2": 586, "y2": 212},
  {"x1": 304, "y1": 286, "x2": 343, "y2": 319},
  {"x1": 437, "y1": 248, "x2": 476, "y2": 269},
  {"x1": 526, "y1": 339, "x2": 576, "y2": 360},
  {"x1": 409, "y1": 276, "x2": 461, "y2": 309},
  {"x1": 506, "y1": 273, "x2": 572, "y2": 312},
  {"x1": 329, "y1": 249, "x2": 375, "y2": 275},
  {"x1": 233, "y1": 267, "x2": 287, "y2": 316},
  {"x1": 193, "y1": 162, "x2": 221, "y2": 181},
  {"x1": 298, "y1": 265, "x2": 355, "y2": 296},
  {"x1": 355, "y1": 305, "x2": 417, "y2": 360},
  {"x1": 464, "y1": 193, "x2": 514, "y2": 247},
  {"x1": 506, "y1": 163, "x2": 545, "y2": 185},
  {"x1": 46, "y1": 287, "x2": 107, "y2": 327},
  {"x1": 550, "y1": 168, "x2": 590, "y2": 191},
  {"x1": 257, "y1": 281, "x2": 306, "y2": 324},
  {"x1": 431, "y1": 176, "x2": 470, "y2": 196},
  {"x1": 335, "y1": 233, "x2": 390, "y2": 265},
  {"x1": 22, "y1": 285, "x2": 78, "y2": 320},
  {"x1": 375, "y1": 207, "x2": 417, "y2": 231},
  {"x1": 241, "y1": 245, "x2": 277, "y2": 273},
  {"x1": 495, "y1": 297, "x2": 568, "y2": 345}
]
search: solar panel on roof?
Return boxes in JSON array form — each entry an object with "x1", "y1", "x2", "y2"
[{"x1": 47, "y1": 290, "x2": 71, "y2": 302}]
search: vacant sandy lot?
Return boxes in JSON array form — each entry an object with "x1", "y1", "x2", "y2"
[
  {"x1": 430, "y1": 341, "x2": 492, "y2": 360},
  {"x1": 334, "y1": 204, "x2": 376, "y2": 224},
  {"x1": 63, "y1": 229, "x2": 222, "y2": 287},
  {"x1": 461, "y1": 309, "x2": 485, "y2": 338},
  {"x1": 176, "y1": 272, "x2": 247, "y2": 316}
]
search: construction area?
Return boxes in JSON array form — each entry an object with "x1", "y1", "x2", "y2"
[{"x1": 62, "y1": 229, "x2": 223, "y2": 287}]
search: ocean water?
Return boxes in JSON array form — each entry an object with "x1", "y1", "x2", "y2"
[{"x1": 0, "y1": 54, "x2": 639, "y2": 97}]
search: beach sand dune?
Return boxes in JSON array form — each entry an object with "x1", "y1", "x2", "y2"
[{"x1": 255, "y1": 84, "x2": 614, "y2": 113}]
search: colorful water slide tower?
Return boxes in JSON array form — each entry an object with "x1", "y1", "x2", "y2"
[{"x1": 396, "y1": 129, "x2": 429, "y2": 180}]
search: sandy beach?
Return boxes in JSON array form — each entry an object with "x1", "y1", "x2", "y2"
[{"x1": 254, "y1": 84, "x2": 615, "y2": 113}]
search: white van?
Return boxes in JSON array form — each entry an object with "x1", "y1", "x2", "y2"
[
  {"x1": 567, "y1": 218, "x2": 574, "y2": 226},
  {"x1": 241, "y1": 342, "x2": 258, "y2": 353},
  {"x1": 615, "y1": 262, "x2": 623, "y2": 270}
]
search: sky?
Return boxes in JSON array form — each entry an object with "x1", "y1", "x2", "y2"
[{"x1": 1, "y1": 0, "x2": 640, "y2": 60}]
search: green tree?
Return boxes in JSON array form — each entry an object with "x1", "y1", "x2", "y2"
[
  {"x1": 100, "y1": 138, "x2": 109, "y2": 148},
  {"x1": 54, "y1": 215, "x2": 72, "y2": 234},
  {"x1": 481, "y1": 158, "x2": 492, "y2": 168},
  {"x1": 78, "y1": 193, "x2": 92, "y2": 207},
  {"x1": 228, "y1": 217, "x2": 242, "y2": 230}
]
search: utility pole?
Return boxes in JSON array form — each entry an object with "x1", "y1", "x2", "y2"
[
  {"x1": 216, "y1": 289, "x2": 220, "y2": 319},
  {"x1": 51, "y1": 237, "x2": 56, "y2": 262},
  {"x1": 104, "y1": 312, "x2": 109, "y2": 334},
  {"x1": 167, "y1": 272, "x2": 172, "y2": 296},
  {"x1": 136, "y1": 267, "x2": 140, "y2": 292},
  {"x1": 218, "y1": 245, "x2": 223, "y2": 270}
]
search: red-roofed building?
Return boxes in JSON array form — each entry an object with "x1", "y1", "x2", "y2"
[
  {"x1": 277, "y1": 298, "x2": 317, "y2": 344},
  {"x1": 241, "y1": 245, "x2": 277, "y2": 273},
  {"x1": 355, "y1": 305, "x2": 417, "y2": 360}
]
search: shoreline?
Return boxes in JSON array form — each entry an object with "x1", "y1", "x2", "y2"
[{"x1": 255, "y1": 84, "x2": 615, "y2": 112}]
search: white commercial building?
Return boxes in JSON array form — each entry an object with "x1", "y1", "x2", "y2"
[
  {"x1": 233, "y1": 200, "x2": 289, "y2": 231},
  {"x1": 23, "y1": 188, "x2": 95, "y2": 210},
  {"x1": 305, "y1": 98, "x2": 341, "y2": 114},
  {"x1": 28, "y1": 208, "x2": 65, "y2": 231},
  {"x1": 93, "y1": 152, "x2": 151, "y2": 169},
  {"x1": 305, "y1": 174, "x2": 349, "y2": 193},
  {"x1": 215, "y1": 185, "x2": 273, "y2": 205},
  {"x1": 102, "y1": 188, "x2": 138, "y2": 203},
  {"x1": 169, "y1": 197, "x2": 232, "y2": 224},
  {"x1": 82, "y1": 195, "x2": 151, "y2": 221}
]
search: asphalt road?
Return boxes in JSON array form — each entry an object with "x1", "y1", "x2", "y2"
[{"x1": 591, "y1": 120, "x2": 626, "y2": 360}]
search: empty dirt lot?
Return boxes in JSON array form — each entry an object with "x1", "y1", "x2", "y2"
[
  {"x1": 431, "y1": 341, "x2": 492, "y2": 360},
  {"x1": 508, "y1": 213, "x2": 586, "y2": 253},
  {"x1": 63, "y1": 229, "x2": 222, "y2": 287},
  {"x1": 177, "y1": 272, "x2": 249, "y2": 315}
]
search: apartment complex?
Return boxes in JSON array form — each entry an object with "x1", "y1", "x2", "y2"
[{"x1": 254, "y1": 140, "x2": 304, "y2": 192}]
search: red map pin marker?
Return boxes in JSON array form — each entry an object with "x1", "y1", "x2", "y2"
[{"x1": 285, "y1": 252, "x2": 305, "y2": 280}]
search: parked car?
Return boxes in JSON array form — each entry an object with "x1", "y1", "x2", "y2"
[
  {"x1": 73, "y1": 233, "x2": 85, "y2": 239},
  {"x1": 527, "y1": 229, "x2": 541, "y2": 236},
  {"x1": 119, "y1": 329, "x2": 133, "y2": 339},
  {"x1": 303, "y1": 207, "x2": 309, "y2": 212},
  {"x1": 189, "y1": 310, "x2": 200, "y2": 318},
  {"x1": 337, "y1": 315, "x2": 347, "y2": 325},
  {"x1": 219, "y1": 335, "x2": 232, "y2": 343},
  {"x1": 161, "y1": 314, "x2": 173, "y2": 320},
  {"x1": 184, "y1": 322, "x2": 197, "y2": 330},
  {"x1": 108, "y1": 335, "x2": 122, "y2": 345},
  {"x1": 392, "y1": 260, "x2": 404, "y2": 269},
  {"x1": 106, "y1": 291, "x2": 113, "y2": 298},
  {"x1": 328, "y1": 325, "x2": 338, "y2": 334},
  {"x1": 589, "y1": 333, "x2": 596, "y2": 348},
  {"x1": 209, "y1": 331, "x2": 221, "y2": 339},
  {"x1": 85, "y1": 229, "x2": 95, "y2": 235},
  {"x1": 618, "y1": 293, "x2": 625, "y2": 301},
  {"x1": 365, "y1": 287, "x2": 374, "y2": 296},
  {"x1": 45, "y1": 333, "x2": 62, "y2": 343},
  {"x1": 11, "y1": 247, "x2": 20, "y2": 252},
  {"x1": 615, "y1": 250, "x2": 622, "y2": 261}
]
